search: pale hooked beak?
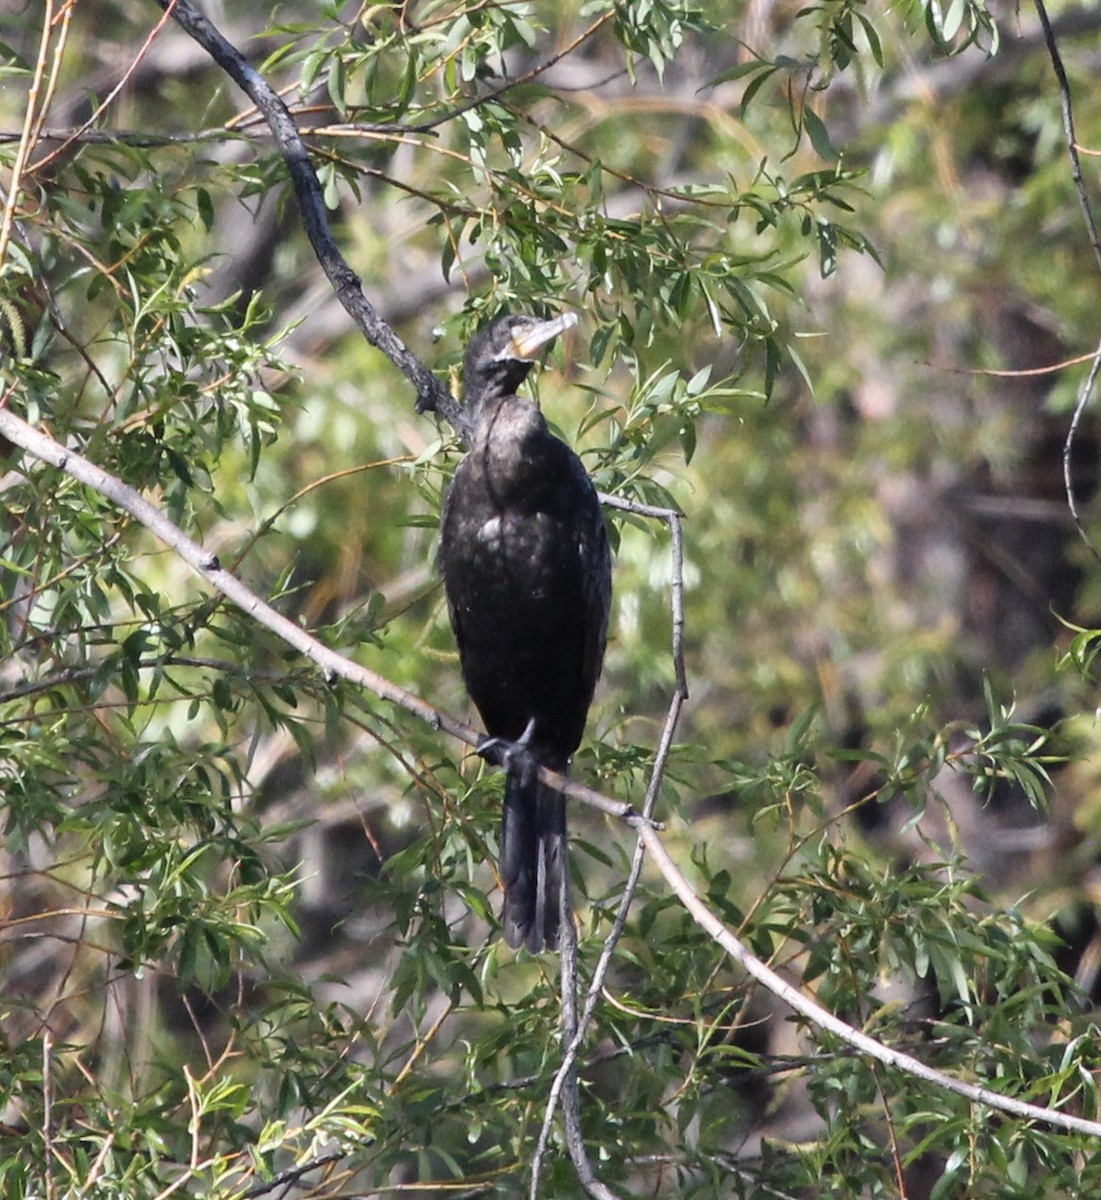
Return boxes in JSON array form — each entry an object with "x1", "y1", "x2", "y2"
[{"x1": 507, "y1": 312, "x2": 578, "y2": 360}]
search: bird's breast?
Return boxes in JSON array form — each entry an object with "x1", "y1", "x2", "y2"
[{"x1": 476, "y1": 515, "x2": 502, "y2": 544}]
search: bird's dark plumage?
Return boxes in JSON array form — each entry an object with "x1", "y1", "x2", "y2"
[{"x1": 439, "y1": 314, "x2": 611, "y2": 952}]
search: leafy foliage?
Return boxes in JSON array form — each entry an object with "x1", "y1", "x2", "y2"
[{"x1": 2, "y1": 0, "x2": 1101, "y2": 1197}]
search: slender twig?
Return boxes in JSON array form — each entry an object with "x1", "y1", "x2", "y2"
[
  {"x1": 598, "y1": 494, "x2": 688, "y2": 698},
  {"x1": 0, "y1": 0, "x2": 54, "y2": 271},
  {"x1": 74, "y1": 1131, "x2": 117, "y2": 1200},
  {"x1": 925, "y1": 348, "x2": 1099, "y2": 378},
  {"x1": 0, "y1": 126, "x2": 230, "y2": 146},
  {"x1": 239, "y1": 1151, "x2": 343, "y2": 1199},
  {"x1": 1062, "y1": 343, "x2": 1101, "y2": 566},
  {"x1": 146, "y1": 1067, "x2": 207, "y2": 1200},
  {"x1": 31, "y1": 1, "x2": 173, "y2": 176},
  {"x1": 553, "y1": 851, "x2": 623, "y2": 1200},
  {"x1": 391, "y1": 998, "x2": 458, "y2": 1089},
  {"x1": 184, "y1": 1066, "x2": 201, "y2": 1171},
  {"x1": 1033, "y1": 0, "x2": 1101, "y2": 566},
  {"x1": 42, "y1": 1031, "x2": 55, "y2": 1200},
  {"x1": 17, "y1": 0, "x2": 76, "y2": 209}
]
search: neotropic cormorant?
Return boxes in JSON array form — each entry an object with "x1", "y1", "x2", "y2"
[{"x1": 439, "y1": 313, "x2": 611, "y2": 952}]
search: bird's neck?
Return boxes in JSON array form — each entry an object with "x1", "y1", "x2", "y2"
[{"x1": 468, "y1": 394, "x2": 553, "y2": 501}]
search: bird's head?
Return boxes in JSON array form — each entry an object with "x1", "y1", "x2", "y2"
[{"x1": 462, "y1": 312, "x2": 577, "y2": 411}]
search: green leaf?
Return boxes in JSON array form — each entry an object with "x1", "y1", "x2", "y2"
[{"x1": 803, "y1": 108, "x2": 839, "y2": 162}]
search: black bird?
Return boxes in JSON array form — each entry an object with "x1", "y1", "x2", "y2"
[{"x1": 439, "y1": 313, "x2": 611, "y2": 952}]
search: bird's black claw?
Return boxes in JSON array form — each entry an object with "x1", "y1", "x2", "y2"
[
  {"x1": 476, "y1": 733, "x2": 507, "y2": 767},
  {"x1": 478, "y1": 718, "x2": 538, "y2": 781}
]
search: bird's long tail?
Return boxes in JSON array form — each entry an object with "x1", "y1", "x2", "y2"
[{"x1": 500, "y1": 770, "x2": 566, "y2": 953}]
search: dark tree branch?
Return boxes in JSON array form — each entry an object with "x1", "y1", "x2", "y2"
[
  {"x1": 149, "y1": 0, "x2": 465, "y2": 431},
  {"x1": 239, "y1": 1150, "x2": 343, "y2": 1199},
  {"x1": 1033, "y1": 0, "x2": 1101, "y2": 273}
]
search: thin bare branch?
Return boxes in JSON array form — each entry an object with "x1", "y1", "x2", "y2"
[
  {"x1": 553, "y1": 864, "x2": 623, "y2": 1200},
  {"x1": 43, "y1": 1030, "x2": 55, "y2": 1200},
  {"x1": 0, "y1": 0, "x2": 55, "y2": 271},
  {"x1": 599, "y1": 493, "x2": 689, "y2": 698},
  {"x1": 1063, "y1": 340, "x2": 1101, "y2": 566},
  {"x1": 638, "y1": 819, "x2": 1101, "y2": 1139},
  {"x1": 0, "y1": 655, "x2": 306, "y2": 707},
  {"x1": 30, "y1": 2, "x2": 173, "y2": 176}
]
